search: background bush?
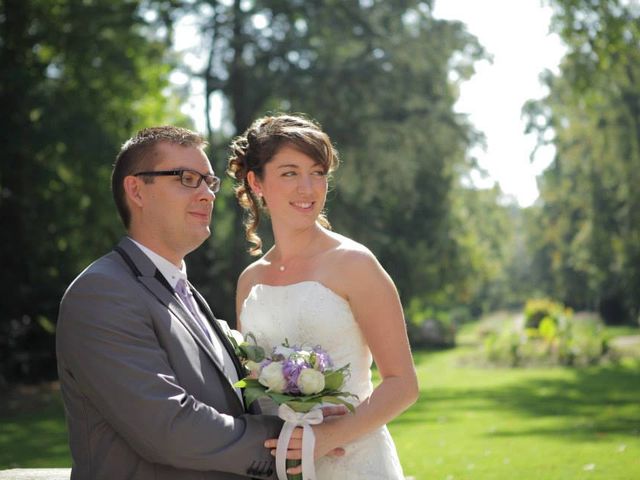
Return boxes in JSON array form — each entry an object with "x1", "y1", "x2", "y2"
[{"x1": 484, "y1": 300, "x2": 607, "y2": 367}]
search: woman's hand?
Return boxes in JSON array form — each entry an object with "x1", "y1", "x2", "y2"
[{"x1": 263, "y1": 404, "x2": 348, "y2": 474}]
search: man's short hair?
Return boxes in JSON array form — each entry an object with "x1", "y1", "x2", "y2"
[{"x1": 111, "y1": 126, "x2": 207, "y2": 228}]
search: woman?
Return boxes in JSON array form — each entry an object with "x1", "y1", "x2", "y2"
[{"x1": 227, "y1": 113, "x2": 418, "y2": 479}]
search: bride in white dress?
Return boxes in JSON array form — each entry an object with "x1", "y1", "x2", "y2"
[{"x1": 227, "y1": 114, "x2": 418, "y2": 479}]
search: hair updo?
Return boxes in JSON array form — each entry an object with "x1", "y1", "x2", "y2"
[{"x1": 227, "y1": 113, "x2": 340, "y2": 256}]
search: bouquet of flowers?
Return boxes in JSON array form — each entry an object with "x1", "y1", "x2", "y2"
[
  {"x1": 227, "y1": 330, "x2": 357, "y2": 413},
  {"x1": 227, "y1": 331, "x2": 357, "y2": 480}
]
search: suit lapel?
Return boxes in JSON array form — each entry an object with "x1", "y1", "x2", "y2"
[
  {"x1": 190, "y1": 285, "x2": 246, "y2": 380},
  {"x1": 114, "y1": 238, "x2": 228, "y2": 375}
]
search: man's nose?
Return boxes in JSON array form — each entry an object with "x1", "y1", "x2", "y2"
[{"x1": 197, "y1": 182, "x2": 216, "y2": 201}]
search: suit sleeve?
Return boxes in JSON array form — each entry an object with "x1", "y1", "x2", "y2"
[{"x1": 56, "y1": 264, "x2": 282, "y2": 477}]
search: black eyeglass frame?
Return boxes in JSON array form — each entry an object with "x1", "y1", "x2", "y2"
[{"x1": 133, "y1": 169, "x2": 220, "y2": 193}]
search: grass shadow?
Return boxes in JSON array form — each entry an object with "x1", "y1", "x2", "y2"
[
  {"x1": 477, "y1": 364, "x2": 640, "y2": 439},
  {"x1": 398, "y1": 351, "x2": 640, "y2": 442},
  {"x1": 0, "y1": 383, "x2": 71, "y2": 468}
]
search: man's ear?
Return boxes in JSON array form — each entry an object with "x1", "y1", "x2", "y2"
[
  {"x1": 123, "y1": 176, "x2": 144, "y2": 208},
  {"x1": 247, "y1": 171, "x2": 261, "y2": 196}
]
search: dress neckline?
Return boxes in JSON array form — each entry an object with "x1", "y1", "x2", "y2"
[{"x1": 248, "y1": 280, "x2": 349, "y2": 305}]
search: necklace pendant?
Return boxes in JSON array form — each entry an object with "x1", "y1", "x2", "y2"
[{"x1": 279, "y1": 265, "x2": 286, "y2": 272}]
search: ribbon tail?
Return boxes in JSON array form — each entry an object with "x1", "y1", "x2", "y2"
[
  {"x1": 301, "y1": 424, "x2": 317, "y2": 480},
  {"x1": 275, "y1": 422, "x2": 296, "y2": 480}
]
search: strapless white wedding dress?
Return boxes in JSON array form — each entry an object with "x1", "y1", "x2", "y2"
[{"x1": 240, "y1": 280, "x2": 405, "y2": 479}]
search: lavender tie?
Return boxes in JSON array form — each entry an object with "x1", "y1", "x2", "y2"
[
  {"x1": 175, "y1": 279, "x2": 212, "y2": 342},
  {"x1": 175, "y1": 279, "x2": 242, "y2": 401}
]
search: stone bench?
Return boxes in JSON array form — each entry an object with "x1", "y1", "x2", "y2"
[
  {"x1": 0, "y1": 470, "x2": 71, "y2": 480},
  {"x1": 0, "y1": 468, "x2": 414, "y2": 479}
]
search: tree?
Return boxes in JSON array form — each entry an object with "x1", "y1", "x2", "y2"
[
  {"x1": 181, "y1": 0, "x2": 487, "y2": 320},
  {"x1": 523, "y1": 0, "x2": 640, "y2": 324},
  {"x1": 0, "y1": 0, "x2": 188, "y2": 384}
]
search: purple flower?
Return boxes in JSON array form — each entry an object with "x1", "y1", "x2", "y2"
[
  {"x1": 312, "y1": 346, "x2": 333, "y2": 372},
  {"x1": 282, "y1": 358, "x2": 306, "y2": 394}
]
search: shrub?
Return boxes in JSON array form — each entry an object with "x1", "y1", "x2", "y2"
[
  {"x1": 523, "y1": 298, "x2": 572, "y2": 329},
  {"x1": 484, "y1": 328, "x2": 525, "y2": 367},
  {"x1": 483, "y1": 302, "x2": 608, "y2": 367},
  {"x1": 405, "y1": 299, "x2": 458, "y2": 348}
]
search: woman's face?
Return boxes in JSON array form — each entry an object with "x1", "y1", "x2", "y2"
[{"x1": 249, "y1": 144, "x2": 328, "y2": 230}]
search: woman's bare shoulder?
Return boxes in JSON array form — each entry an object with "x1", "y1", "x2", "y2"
[
  {"x1": 324, "y1": 231, "x2": 382, "y2": 278},
  {"x1": 328, "y1": 231, "x2": 375, "y2": 260},
  {"x1": 236, "y1": 255, "x2": 274, "y2": 319},
  {"x1": 237, "y1": 255, "x2": 271, "y2": 292}
]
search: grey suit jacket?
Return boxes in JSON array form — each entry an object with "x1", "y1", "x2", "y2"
[{"x1": 56, "y1": 237, "x2": 282, "y2": 480}]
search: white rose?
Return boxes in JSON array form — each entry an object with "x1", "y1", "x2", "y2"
[
  {"x1": 297, "y1": 368, "x2": 325, "y2": 395},
  {"x1": 245, "y1": 360, "x2": 262, "y2": 378},
  {"x1": 258, "y1": 362, "x2": 287, "y2": 393}
]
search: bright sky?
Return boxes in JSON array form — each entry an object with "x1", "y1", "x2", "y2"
[
  {"x1": 174, "y1": 1, "x2": 567, "y2": 206},
  {"x1": 432, "y1": 0, "x2": 566, "y2": 206}
]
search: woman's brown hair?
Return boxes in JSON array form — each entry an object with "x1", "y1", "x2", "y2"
[{"x1": 227, "y1": 114, "x2": 339, "y2": 255}]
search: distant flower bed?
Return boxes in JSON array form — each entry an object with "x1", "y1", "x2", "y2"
[{"x1": 482, "y1": 299, "x2": 608, "y2": 367}]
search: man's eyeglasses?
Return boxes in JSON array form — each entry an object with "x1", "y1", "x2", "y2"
[{"x1": 133, "y1": 169, "x2": 221, "y2": 193}]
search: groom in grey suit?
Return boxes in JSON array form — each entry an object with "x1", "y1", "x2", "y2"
[{"x1": 56, "y1": 126, "x2": 283, "y2": 479}]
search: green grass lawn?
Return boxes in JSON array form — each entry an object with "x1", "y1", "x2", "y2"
[
  {"x1": 2, "y1": 326, "x2": 639, "y2": 479},
  {"x1": 389, "y1": 346, "x2": 640, "y2": 480},
  {"x1": 0, "y1": 385, "x2": 70, "y2": 468}
]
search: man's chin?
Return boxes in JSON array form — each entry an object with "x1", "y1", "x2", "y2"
[
  {"x1": 197, "y1": 227, "x2": 212, "y2": 242},
  {"x1": 185, "y1": 229, "x2": 211, "y2": 253}
]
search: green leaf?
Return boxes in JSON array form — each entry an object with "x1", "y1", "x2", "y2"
[
  {"x1": 227, "y1": 334, "x2": 239, "y2": 350},
  {"x1": 234, "y1": 378, "x2": 262, "y2": 389},
  {"x1": 285, "y1": 400, "x2": 320, "y2": 413},
  {"x1": 265, "y1": 392, "x2": 292, "y2": 404},
  {"x1": 244, "y1": 387, "x2": 268, "y2": 407},
  {"x1": 242, "y1": 345, "x2": 266, "y2": 362},
  {"x1": 323, "y1": 371, "x2": 345, "y2": 391},
  {"x1": 317, "y1": 396, "x2": 356, "y2": 413}
]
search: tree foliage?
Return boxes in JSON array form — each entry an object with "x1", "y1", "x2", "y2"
[
  {"x1": 183, "y1": 0, "x2": 487, "y2": 320},
  {"x1": 523, "y1": 0, "x2": 640, "y2": 324},
  {"x1": 0, "y1": 0, "x2": 188, "y2": 384},
  {"x1": 1, "y1": 0, "x2": 509, "y2": 385},
  {"x1": 451, "y1": 185, "x2": 530, "y2": 315}
]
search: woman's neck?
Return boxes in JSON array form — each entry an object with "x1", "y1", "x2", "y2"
[{"x1": 271, "y1": 223, "x2": 325, "y2": 263}]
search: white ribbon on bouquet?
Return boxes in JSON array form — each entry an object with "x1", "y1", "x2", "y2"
[{"x1": 275, "y1": 404, "x2": 324, "y2": 480}]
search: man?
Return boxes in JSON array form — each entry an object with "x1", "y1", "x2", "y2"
[{"x1": 57, "y1": 126, "x2": 284, "y2": 479}]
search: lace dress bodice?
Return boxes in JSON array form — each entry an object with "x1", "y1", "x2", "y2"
[{"x1": 240, "y1": 280, "x2": 405, "y2": 479}]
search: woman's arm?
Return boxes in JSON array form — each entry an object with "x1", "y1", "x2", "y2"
[{"x1": 311, "y1": 247, "x2": 419, "y2": 457}]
